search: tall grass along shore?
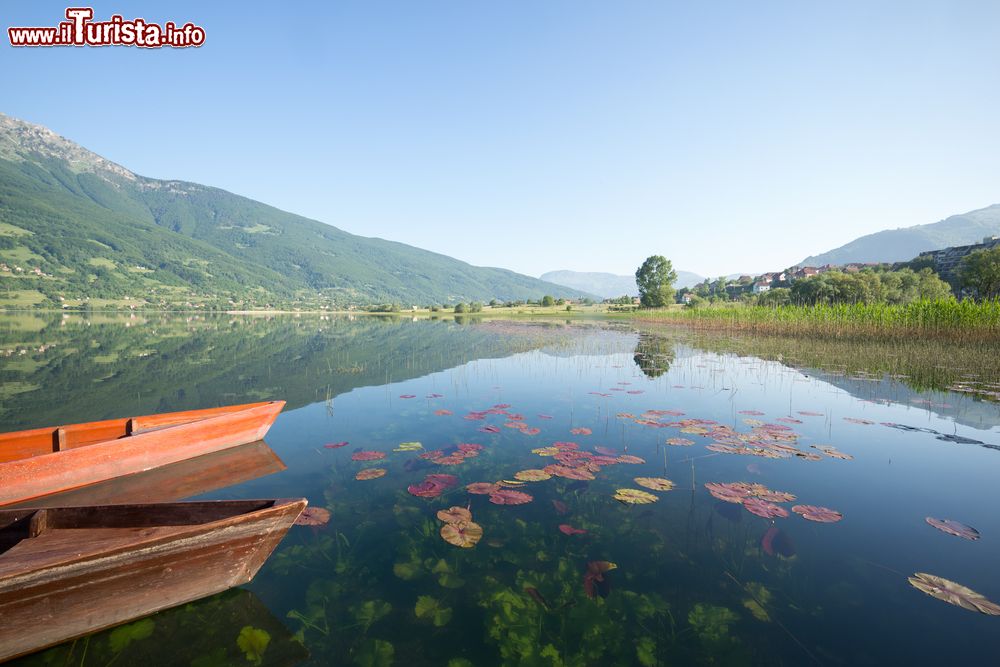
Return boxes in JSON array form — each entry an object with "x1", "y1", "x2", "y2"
[{"x1": 626, "y1": 300, "x2": 1000, "y2": 343}]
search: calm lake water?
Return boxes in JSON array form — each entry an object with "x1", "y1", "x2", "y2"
[{"x1": 3, "y1": 313, "x2": 1000, "y2": 666}]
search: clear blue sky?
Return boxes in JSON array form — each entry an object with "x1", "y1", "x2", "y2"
[{"x1": 3, "y1": 1, "x2": 999, "y2": 278}]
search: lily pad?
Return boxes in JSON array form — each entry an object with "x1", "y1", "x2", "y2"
[
  {"x1": 356, "y1": 468, "x2": 387, "y2": 481},
  {"x1": 436, "y1": 506, "x2": 472, "y2": 524},
  {"x1": 440, "y1": 520, "x2": 483, "y2": 548},
  {"x1": 394, "y1": 441, "x2": 423, "y2": 452},
  {"x1": 743, "y1": 498, "x2": 788, "y2": 519},
  {"x1": 613, "y1": 488, "x2": 658, "y2": 505},
  {"x1": 666, "y1": 438, "x2": 694, "y2": 446},
  {"x1": 634, "y1": 477, "x2": 675, "y2": 492},
  {"x1": 925, "y1": 517, "x2": 980, "y2": 540},
  {"x1": 791, "y1": 504, "x2": 842, "y2": 523},
  {"x1": 616, "y1": 455, "x2": 646, "y2": 464},
  {"x1": 324, "y1": 441, "x2": 349, "y2": 449},
  {"x1": 570, "y1": 427, "x2": 592, "y2": 435},
  {"x1": 489, "y1": 489, "x2": 534, "y2": 505},
  {"x1": 908, "y1": 573, "x2": 1000, "y2": 615},
  {"x1": 294, "y1": 507, "x2": 331, "y2": 526},
  {"x1": 351, "y1": 450, "x2": 386, "y2": 462},
  {"x1": 514, "y1": 469, "x2": 552, "y2": 482},
  {"x1": 466, "y1": 482, "x2": 500, "y2": 495}
]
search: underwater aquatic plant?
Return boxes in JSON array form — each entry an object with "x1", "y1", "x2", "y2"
[
  {"x1": 236, "y1": 626, "x2": 271, "y2": 665},
  {"x1": 414, "y1": 596, "x2": 453, "y2": 626},
  {"x1": 558, "y1": 524, "x2": 587, "y2": 535},
  {"x1": 761, "y1": 526, "x2": 796, "y2": 558},
  {"x1": 908, "y1": 573, "x2": 1000, "y2": 615},
  {"x1": 582, "y1": 561, "x2": 617, "y2": 599},
  {"x1": 925, "y1": 517, "x2": 980, "y2": 540},
  {"x1": 687, "y1": 604, "x2": 739, "y2": 644}
]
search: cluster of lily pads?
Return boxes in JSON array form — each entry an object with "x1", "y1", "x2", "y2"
[
  {"x1": 318, "y1": 390, "x2": 1000, "y2": 624},
  {"x1": 704, "y1": 482, "x2": 842, "y2": 523}
]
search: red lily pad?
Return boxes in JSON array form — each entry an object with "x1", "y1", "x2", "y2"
[
  {"x1": 324, "y1": 441, "x2": 349, "y2": 449},
  {"x1": 743, "y1": 498, "x2": 789, "y2": 519},
  {"x1": 791, "y1": 504, "x2": 843, "y2": 523},
  {"x1": 570, "y1": 427, "x2": 592, "y2": 436},
  {"x1": 351, "y1": 450, "x2": 386, "y2": 461},
  {"x1": 355, "y1": 468, "x2": 387, "y2": 480},
  {"x1": 615, "y1": 454, "x2": 645, "y2": 464},
  {"x1": 666, "y1": 438, "x2": 694, "y2": 446},
  {"x1": 434, "y1": 409, "x2": 453, "y2": 416},
  {"x1": 399, "y1": 394, "x2": 416, "y2": 399},
  {"x1": 295, "y1": 507, "x2": 331, "y2": 526},
  {"x1": 552, "y1": 499, "x2": 569, "y2": 515},
  {"x1": 488, "y1": 489, "x2": 533, "y2": 505},
  {"x1": 926, "y1": 517, "x2": 979, "y2": 540},
  {"x1": 466, "y1": 482, "x2": 500, "y2": 495}
]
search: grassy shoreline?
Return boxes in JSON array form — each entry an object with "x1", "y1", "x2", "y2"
[
  {"x1": 5, "y1": 301, "x2": 1000, "y2": 342},
  {"x1": 623, "y1": 300, "x2": 1000, "y2": 343}
]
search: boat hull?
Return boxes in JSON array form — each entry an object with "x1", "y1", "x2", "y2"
[
  {"x1": 0, "y1": 498, "x2": 305, "y2": 662},
  {"x1": 0, "y1": 401, "x2": 285, "y2": 507}
]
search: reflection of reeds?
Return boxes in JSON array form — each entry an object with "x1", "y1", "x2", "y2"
[{"x1": 628, "y1": 300, "x2": 1000, "y2": 343}]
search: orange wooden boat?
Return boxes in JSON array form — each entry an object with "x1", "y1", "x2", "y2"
[
  {"x1": 0, "y1": 401, "x2": 285, "y2": 507},
  {"x1": 4, "y1": 440, "x2": 287, "y2": 510},
  {"x1": 0, "y1": 498, "x2": 306, "y2": 662}
]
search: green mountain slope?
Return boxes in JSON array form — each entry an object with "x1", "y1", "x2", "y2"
[
  {"x1": 800, "y1": 204, "x2": 1000, "y2": 266},
  {"x1": 0, "y1": 113, "x2": 592, "y2": 308}
]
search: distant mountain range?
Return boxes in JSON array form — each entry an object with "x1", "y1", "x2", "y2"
[
  {"x1": 539, "y1": 269, "x2": 704, "y2": 299},
  {"x1": 800, "y1": 204, "x2": 1000, "y2": 267},
  {"x1": 0, "y1": 113, "x2": 592, "y2": 308}
]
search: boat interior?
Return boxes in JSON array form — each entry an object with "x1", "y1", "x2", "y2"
[{"x1": 0, "y1": 500, "x2": 281, "y2": 562}]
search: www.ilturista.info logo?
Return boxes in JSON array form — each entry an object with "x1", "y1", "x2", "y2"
[{"x1": 8, "y1": 7, "x2": 205, "y2": 48}]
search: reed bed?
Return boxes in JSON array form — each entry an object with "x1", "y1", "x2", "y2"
[{"x1": 626, "y1": 300, "x2": 1000, "y2": 343}]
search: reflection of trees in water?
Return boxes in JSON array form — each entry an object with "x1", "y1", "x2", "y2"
[
  {"x1": 0, "y1": 314, "x2": 554, "y2": 429},
  {"x1": 633, "y1": 333, "x2": 675, "y2": 378}
]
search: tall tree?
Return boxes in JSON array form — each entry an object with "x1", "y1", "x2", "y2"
[
  {"x1": 635, "y1": 256, "x2": 678, "y2": 308},
  {"x1": 959, "y1": 247, "x2": 1000, "y2": 300}
]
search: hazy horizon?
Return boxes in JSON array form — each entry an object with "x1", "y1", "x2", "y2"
[{"x1": 3, "y1": 1, "x2": 999, "y2": 278}]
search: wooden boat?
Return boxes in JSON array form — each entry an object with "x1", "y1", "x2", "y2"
[
  {"x1": 17, "y1": 588, "x2": 310, "y2": 666},
  {"x1": 0, "y1": 498, "x2": 306, "y2": 662},
  {"x1": 0, "y1": 401, "x2": 285, "y2": 507},
  {"x1": 4, "y1": 440, "x2": 287, "y2": 510}
]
